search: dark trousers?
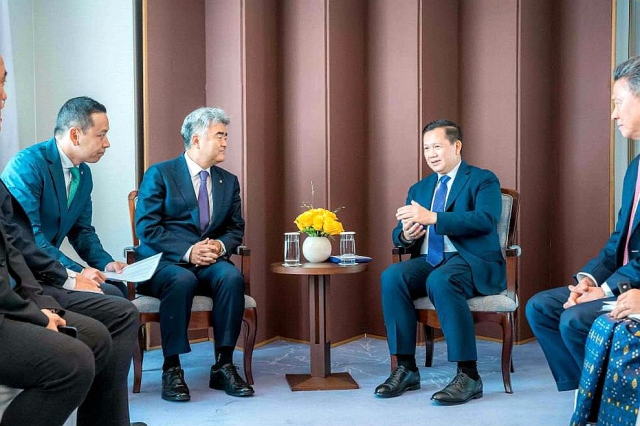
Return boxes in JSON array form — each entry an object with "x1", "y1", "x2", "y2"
[
  {"x1": 137, "y1": 260, "x2": 245, "y2": 358},
  {"x1": 0, "y1": 313, "x2": 95, "y2": 426},
  {"x1": 525, "y1": 285, "x2": 612, "y2": 391},
  {"x1": 380, "y1": 253, "x2": 478, "y2": 361},
  {"x1": 47, "y1": 290, "x2": 139, "y2": 426}
]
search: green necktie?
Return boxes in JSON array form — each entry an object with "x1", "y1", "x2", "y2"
[{"x1": 68, "y1": 167, "x2": 80, "y2": 207}]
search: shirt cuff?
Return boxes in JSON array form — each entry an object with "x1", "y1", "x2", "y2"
[
  {"x1": 600, "y1": 283, "x2": 615, "y2": 298},
  {"x1": 215, "y1": 240, "x2": 227, "y2": 256},
  {"x1": 576, "y1": 272, "x2": 598, "y2": 286},
  {"x1": 183, "y1": 246, "x2": 193, "y2": 263},
  {"x1": 63, "y1": 269, "x2": 77, "y2": 290}
]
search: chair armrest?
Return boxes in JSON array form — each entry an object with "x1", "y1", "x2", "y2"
[
  {"x1": 122, "y1": 246, "x2": 136, "y2": 301},
  {"x1": 235, "y1": 245, "x2": 250, "y2": 256},
  {"x1": 505, "y1": 245, "x2": 522, "y2": 258}
]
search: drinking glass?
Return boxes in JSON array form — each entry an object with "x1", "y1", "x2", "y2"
[
  {"x1": 339, "y1": 231, "x2": 356, "y2": 266},
  {"x1": 283, "y1": 232, "x2": 301, "y2": 266}
]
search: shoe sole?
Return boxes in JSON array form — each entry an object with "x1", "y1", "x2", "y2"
[
  {"x1": 431, "y1": 391, "x2": 483, "y2": 406},
  {"x1": 161, "y1": 394, "x2": 191, "y2": 402},
  {"x1": 374, "y1": 383, "x2": 421, "y2": 398}
]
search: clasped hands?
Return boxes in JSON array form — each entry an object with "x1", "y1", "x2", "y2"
[
  {"x1": 396, "y1": 200, "x2": 437, "y2": 241},
  {"x1": 563, "y1": 277, "x2": 640, "y2": 319},
  {"x1": 190, "y1": 238, "x2": 222, "y2": 267},
  {"x1": 563, "y1": 277, "x2": 605, "y2": 309}
]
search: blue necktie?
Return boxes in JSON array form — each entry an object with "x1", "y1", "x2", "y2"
[
  {"x1": 426, "y1": 175, "x2": 450, "y2": 266},
  {"x1": 198, "y1": 170, "x2": 210, "y2": 231}
]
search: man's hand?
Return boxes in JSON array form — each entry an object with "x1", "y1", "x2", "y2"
[
  {"x1": 396, "y1": 201, "x2": 437, "y2": 227},
  {"x1": 610, "y1": 289, "x2": 640, "y2": 318},
  {"x1": 105, "y1": 261, "x2": 127, "y2": 273},
  {"x1": 190, "y1": 238, "x2": 220, "y2": 266},
  {"x1": 563, "y1": 277, "x2": 604, "y2": 308},
  {"x1": 81, "y1": 267, "x2": 106, "y2": 283},
  {"x1": 41, "y1": 309, "x2": 66, "y2": 332},
  {"x1": 74, "y1": 274, "x2": 104, "y2": 293},
  {"x1": 401, "y1": 219, "x2": 426, "y2": 242}
]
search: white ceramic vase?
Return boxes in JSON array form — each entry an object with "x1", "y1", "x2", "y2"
[{"x1": 302, "y1": 236, "x2": 332, "y2": 263}]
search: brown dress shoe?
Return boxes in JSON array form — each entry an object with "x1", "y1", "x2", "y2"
[{"x1": 209, "y1": 364, "x2": 254, "y2": 397}]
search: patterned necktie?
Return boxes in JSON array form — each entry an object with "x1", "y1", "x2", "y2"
[
  {"x1": 623, "y1": 171, "x2": 640, "y2": 265},
  {"x1": 68, "y1": 167, "x2": 80, "y2": 207},
  {"x1": 426, "y1": 175, "x2": 450, "y2": 266},
  {"x1": 571, "y1": 315, "x2": 640, "y2": 426},
  {"x1": 198, "y1": 170, "x2": 210, "y2": 231}
]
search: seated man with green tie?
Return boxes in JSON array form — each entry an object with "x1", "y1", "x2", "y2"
[
  {"x1": 1, "y1": 96, "x2": 126, "y2": 296},
  {"x1": 375, "y1": 119, "x2": 505, "y2": 405}
]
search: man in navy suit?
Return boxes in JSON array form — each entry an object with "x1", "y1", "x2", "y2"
[
  {"x1": 1, "y1": 97, "x2": 126, "y2": 297},
  {"x1": 135, "y1": 107, "x2": 253, "y2": 401},
  {"x1": 375, "y1": 119, "x2": 504, "y2": 405},
  {"x1": 526, "y1": 55, "x2": 640, "y2": 400}
]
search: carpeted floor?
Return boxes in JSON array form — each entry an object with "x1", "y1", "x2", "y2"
[{"x1": 128, "y1": 336, "x2": 574, "y2": 426}]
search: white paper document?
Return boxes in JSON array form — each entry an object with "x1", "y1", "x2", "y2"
[{"x1": 104, "y1": 253, "x2": 162, "y2": 282}]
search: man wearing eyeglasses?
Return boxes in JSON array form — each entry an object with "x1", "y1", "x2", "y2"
[{"x1": 134, "y1": 107, "x2": 253, "y2": 402}]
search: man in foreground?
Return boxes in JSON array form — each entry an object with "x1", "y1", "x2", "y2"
[{"x1": 376, "y1": 119, "x2": 505, "y2": 405}]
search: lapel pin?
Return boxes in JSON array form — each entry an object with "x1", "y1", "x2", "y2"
[{"x1": 219, "y1": 179, "x2": 223, "y2": 184}]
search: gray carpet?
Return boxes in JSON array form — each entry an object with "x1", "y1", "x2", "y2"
[{"x1": 129, "y1": 337, "x2": 574, "y2": 426}]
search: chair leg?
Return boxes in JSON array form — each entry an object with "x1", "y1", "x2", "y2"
[
  {"x1": 241, "y1": 308, "x2": 257, "y2": 385},
  {"x1": 132, "y1": 324, "x2": 146, "y2": 393},
  {"x1": 424, "y1": 324, "x2": 435, "y2": 367},
  {"x1": 500, "y1": 313, "x2": 514, "y2": 394}
]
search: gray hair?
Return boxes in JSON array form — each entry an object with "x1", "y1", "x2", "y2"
[
  {"x1": 181, "y1": 107, "x2": 230, "y2": 148},
  {"x1": 614, "y1": 55, "x2": 640, "y2": 96}
]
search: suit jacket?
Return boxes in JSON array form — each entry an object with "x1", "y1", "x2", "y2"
[
  {"x1": 0, "y1": 222, "x2": 62, "y2": 329},
  {"x1": 392, "y1": 161, "x2": 505, "y2": 295},
  {"x1": 581, "y1": 154, "x2": 640, "y2": 294},
  {"x1": 1, "y1": 137, "x2": 114, "y2": 272},
  {"x1": 134, "y1": 155, "x2": 244, "y2": 265}
]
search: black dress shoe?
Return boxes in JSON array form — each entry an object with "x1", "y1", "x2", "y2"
[
  {"x1": 374, "y1": 365, "x2": 421, "y2": 398},
  {"x1": 431, "y1": 370, "x2": 483, "y2": 405},
  {"x1": 131, "y1": 423, "x2": 148, "y2": 426},
  {"x1": 161, "y1": 366, "x2": 190, "y2": 402},
  {"x1": 209, "y1": 364, "x2": 254, "y2": 397}
]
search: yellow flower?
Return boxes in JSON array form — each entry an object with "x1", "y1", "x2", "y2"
[{"x1": 294, "y1": 207, "x2": 344, "y2": 238}]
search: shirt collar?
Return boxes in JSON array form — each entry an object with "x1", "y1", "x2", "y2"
[
  {"x1": 184, "y1": 152, "x2": 208, "y2": 177},
  {"x1": 438, "y1": 160, "x2": 462, "y2": 183},
  {"x1": 56, "y1": 142, "x2": 75, "y2": 169}
]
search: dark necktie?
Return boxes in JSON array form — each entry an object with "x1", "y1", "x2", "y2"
[
  {"x1": 426, "y1": 175, "x2": 450, "y2": 266},
  {"x1": 198, "y1": 170, "x2": 210, "y2": 231},
  {"x1": 68, "y1": 167, "x2": 80, "y2": 207}
]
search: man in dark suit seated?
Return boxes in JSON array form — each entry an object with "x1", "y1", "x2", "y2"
[
  {"x1": 0, "y1": 53, "x2": 144, "y2": 426},
  {"x1": 375, "y1": 119, "x2": 505, "y2": 405},
  {"x1": 1, "y1": 96, "x2": 127, "y2": 297},
  {"x1": 134, "y1": 107, "x2": 253, "y2": 402},
  {"x1": 526, "y1": 55, "x2": 640, "y2": 416}
]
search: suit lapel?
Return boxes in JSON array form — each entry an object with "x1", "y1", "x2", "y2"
[
  {"x1": 627, "y1": 161, "x2": 640, "y2": 239},
  {"x1": 445, "y1": 161, "x2": 470, "y2": 210},
  {"x1": 44, "y1": 140, "x2": 68, "y2": 214},
  {"x1": 171, "y1": 157, "x2": 201, "y2": 229}
]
